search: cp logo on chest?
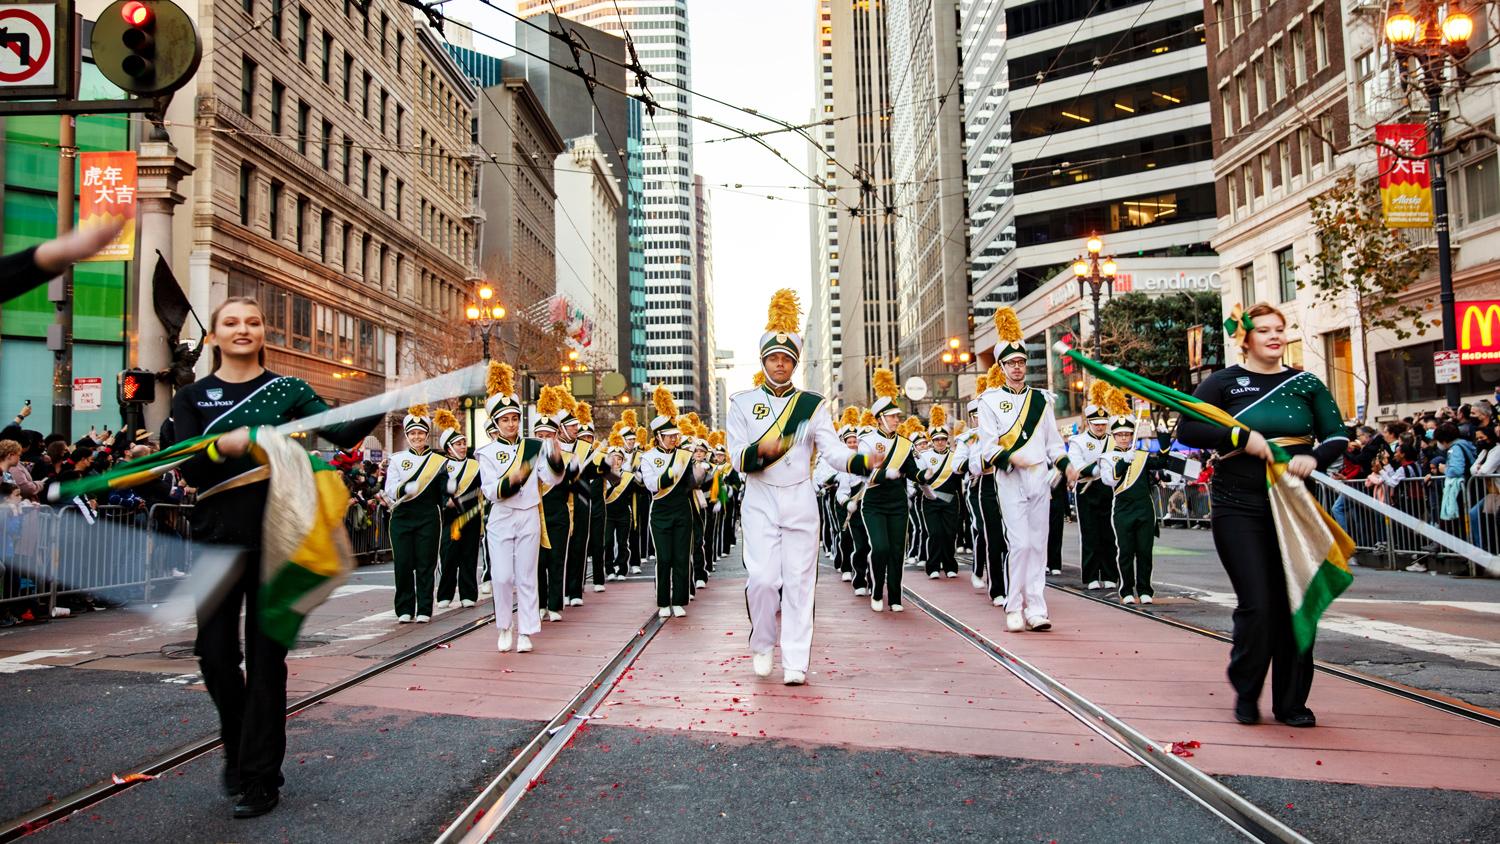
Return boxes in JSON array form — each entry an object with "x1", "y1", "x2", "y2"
[{"x1": 753, "y1": 403, "x2": 770, "y2": 420}]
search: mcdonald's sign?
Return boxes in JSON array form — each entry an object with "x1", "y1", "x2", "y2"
[{"x1": 1458, "y1": 300, "x2": 1500, "y2": 364}]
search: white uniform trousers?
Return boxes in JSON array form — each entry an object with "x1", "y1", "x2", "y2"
[
  {"x1": 742, "y1": 478, "x2": 819, "y2": 673},
  {"x1": 487, "y1": 504, "x2": 543, "y2": 635},
  {"x1": 996, "y1": 466, "x2": 1052, "y2": 620}
]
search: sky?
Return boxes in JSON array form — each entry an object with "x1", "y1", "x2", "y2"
[{"x1": 444, "y1": 0, "x2": 820, "y2": 397}]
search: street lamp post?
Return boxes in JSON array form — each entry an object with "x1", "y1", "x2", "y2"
[
  {"x1": 465, "y1": 284, "x2": 506, "y2": 363},
  {"x1": 1073, "y1": 235, "x2": 1119, "y2": 360},
  {"x1": 1386, "y1": 2, "x2": 1474, "y2": 409}
]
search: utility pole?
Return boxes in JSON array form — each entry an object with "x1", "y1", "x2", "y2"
[{"x1": 50, "y1": 115, "x2": 76, "y2": 438}]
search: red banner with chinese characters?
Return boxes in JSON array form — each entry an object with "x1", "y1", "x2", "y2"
[
  {"x1": 78, "y1": 150, "x2": 137, "y2": 261},
  {"x1": 1458, "y1": 299, "x2": 1500, "y2": 364},
  {"x1": 1376, "y1": 124, "x2": 1432, "y2": 228}
]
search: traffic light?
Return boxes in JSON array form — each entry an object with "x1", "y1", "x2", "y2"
[
  {"x1": 92, "y1": 0, "x2": 202, "y2": 97},
  {"x1": 118, "y1": 369, "x2": 156, "y2": 404}
]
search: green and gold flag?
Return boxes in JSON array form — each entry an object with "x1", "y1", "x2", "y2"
[{"x1": 1065, "y1": 351, "x2": 1354, "y2": 652}]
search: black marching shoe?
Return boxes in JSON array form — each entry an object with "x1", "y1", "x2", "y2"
[
  {"x1": 1275, "y1": 708, "x2": 1317, "y2": 728},
  {"x1": 233, "y1": 783, "x2": 280, "y2": 819},
  {"x1": 1234, "y1": 697, "x2": 1261, "y2": 725}
]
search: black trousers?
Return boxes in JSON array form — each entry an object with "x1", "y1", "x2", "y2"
[
  {"x1": 192, "y1": 486, "x2": 285, "y2": 792},
  {"x1": 692, "y1": 506, "x2": 707, "y2": 585},
  {"x1": 633, "y1": 492, "x2": 652, "y2": 562},
  {"x1": 976, "y1": 475, "x2": 1009, "y2": 600},
  {"x1": 1211, "y1": 482, "x2": 1315, "y2": 718},
  {"x1": 589, "y1": 504, "x2": 608, "y2": 586},
  {"x1": 1077, "y1": 483, "x2": 1118, "y2": 583},
  {"x1": 651, "y1": 506, "x2": 691, "y2": 607},
  {"x1": 925, "y1": 501, "x2": 959, "y2": 574},
  {"x1": 437, "y1": 512, "x2": 480, "y2": 603},
  {"x1": 968, "y1": 483, "x2": 986, "y2": 575},
  {"x1": 1048, "y1": 481, "x2": 1069, "y2": 573},
  {"x1": 606, "y1": 511, "x2": 632, "y2": 576},
  {"x1": 540, "y1": 501, "x2": 571, "y2": 612},
  {"x1": 863, "y1": 505, "x2": 906, "y2": 604},
  {"x1": 565, "y1": 496, "x2": 590, "y2": 601},
  {"x1": 1115, "y1": 510, "x2": 1156, "y2": 598},
  {"x1": 390, "y1": 507, "x2": 440, "y2": 617}
]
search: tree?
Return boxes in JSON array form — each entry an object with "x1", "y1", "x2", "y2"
[
  {"x1": 1094, "y1": 290, "x2": 1225, "y2": 405},
  {"x1": 1304, "y1": 174, "x2": 1433, "y2": 417}
]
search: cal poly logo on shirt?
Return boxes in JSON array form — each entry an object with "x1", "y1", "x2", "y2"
[
  {"x1": 401, "y1": 459, "x2": 413, "y2": 470},
  {"x1": 1000, "y1": 401, "x2": 1014, "y2": 412},
  {"x1": 655, "y1": 457, "x2": 665, "y2": 467},
  {"x1": 753, "y1": 403, "x2": 770, "y2": 420},
  {"x1": 206, "y1": 388, "x2": 223, "y2": 401}
]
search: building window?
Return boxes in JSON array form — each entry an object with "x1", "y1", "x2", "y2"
[
  {"x1": 241, "y1": 56, "x2": 257, "y2": 116},
  {"x1": 243, "y1": 0, "x2": 252, "y2": 13},
  {"x1": 1252, "y1": 58, "x2": 1266, "y2": 115},
  {"x1": 322, "y1": 33, "x2": 333, "y2": 84},
  {"x1": 1277, "y1": 139, "x2": 1291, "y2": 187},
  {"x1": 1275, "y1": 245, "x2": 1296, "y2": 301},
  {"x1": 1271, "y1": 42, "x2": 1286, "y2": 102},
  {"x1": 343, "y1": 53, "x2": 353, "y2": 101},
  {"x1": 1460, "y1": 148, "x2": 1500, "y2": 226},
  {"x1": 379, "y1": 166, "x2": 388, "y2": 210},
  {"x1": 362, "y1": 153, "x2": 371, "y2": 197},
  {"x1": 1212, "y1": 0, "x2": 1227, "y2": 50},
  {"x1": 298, "y1": 7, "x2": 310, "y2": 61},
  {"x1": 395, "y1": 106, "x2": 404, "y2": 146},
  {"x1": 268, "y1": 180, "x2": 283, "y2": 240},
  {"x1": 296, "y1": 100, "x2": 309, "y2": 155},
  {"x1": 1239, "y1": 262, "x2": 1257, "y2": 305},
  {"x1": 295, "y1": 196, "x2": 307, "y2": 251},
  {"x1": 270, "y1": 79, "x2": 284, "y2": 135},
  {"x1": 320, "y1": 210, "x2": 332, "y2": 262},
  {"x1": 341, "y1": 224, "x2": 353, "y2": 273},
  {"x1": 380, "y1": 12, "x2": 388, "y2": 56},
  {"x1": 362, "y1": 71, "x2": 371, "y2": 119},
  {"x1": 395, "y1": 179, "x2": 404, "y2": 221},
  {"x1": 1236, "y1": 72, "x2": 1249, "y2": 128},
  {"x1": 321, "y1": 119, "x2": 332, "y2": 169},
  {"x1": 270, "y1": 0, "x2": 283, "y2": 40},
  {"x1": 238, "y1": 163, "x2": 255, "y2": 226},
  {"x1": 342, "y1": 136, "x2": 353, "y2": 184},
  {"x1": 396, "y1": 33, "x2": 405, "y2": 76},
  {"x1": 1290, "y1": 27, "x2": 1307, "y2": 86},
  {"x1": 379, "y1": 90, "x2": 388, "y2": 133},
  {"x1": 1377, "y1": 339, "x2": 1500, "y2": 404},
  {"x1": 1312, "y1": 11, "x2": 1328, "y2": 70}
]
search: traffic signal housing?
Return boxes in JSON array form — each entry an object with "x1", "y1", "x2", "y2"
[
  {"x1": 92, "y1": 0, "x2": 202, "y2": 97},
  {"x1": 118, "y1": 369, "x2": 156, "y2": 404}
]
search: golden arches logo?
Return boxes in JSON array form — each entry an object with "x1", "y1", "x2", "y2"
[{"x1": 1460, "y1": 302, "x2": 1500, "y2": 352}]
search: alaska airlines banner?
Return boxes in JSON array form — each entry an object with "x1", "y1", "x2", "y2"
[{"x1": 1376, "y1": 124, "x2": 1433, "y2": 228}]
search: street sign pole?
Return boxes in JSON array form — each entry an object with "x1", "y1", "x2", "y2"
[{"x1": 49, "y1": 11, "x2": 78, "y2": 437}]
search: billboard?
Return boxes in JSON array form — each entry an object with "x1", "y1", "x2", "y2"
[
  {"x1": 1376, "y1": 124, "x2": 1433, "y2": 228},
  {"x1": 1458, "y1": 300, "x2": 1500, "y2": 364}
]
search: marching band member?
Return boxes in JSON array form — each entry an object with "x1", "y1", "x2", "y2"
[
  {"x1": 552, "y1": 390, "x2": 594, "y2": 608},
  {"x1": 576, "y1": 407, "x2": 610, "y2": 594},
  {"x1": 1069, "y1": 382, "x2": 1122, "y2": 589},
  {"x1": 967, "y1": 375, "x2": 1010, "y2": 601},
  {"x1": 858, "y1": 371, "x2": 922, "y2": 614},
  {"x1": 977, "y1": 308, "x2": 1077, "y2": 632},
  {"x1": 619, "y1": 411, "x2": 646, "y2": 575},
  {"x1": 534, "y1": 387, "x2": 572, "y2": 622},
  {"x1": 384, "y1": 404, "x2": 448, "y2": 623},
  {"x1": 688, "y1": 419, "x2": 712, "y2": 590},
  {"x1": 1099, "y1": 415, "x2": 1178, "y2": 605},
  {"x1": 639, "y1": 385, "x2": 705, "y2": 618},
  {"x1": 434, "y1": 409, "x2": 481, "y2": 609},
  {"x1": 921, "y1": 406, "x2": 963, "y2": 579},
  {"x1": 728, "y1": 290, "x2": 877, "y2": 685},
  {"x1": 603, "y1": 427, "x2": 636, "y2": 581},
  {"x1": 477, "y1": 362, "x2": 564, "y2": 654}
]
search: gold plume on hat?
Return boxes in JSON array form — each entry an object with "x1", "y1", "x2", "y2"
[
  {"x1": 652, "y1": 384, "x2": 678, "y2": 420},
  {"x1": 859, "y1": 410, "x2": 876, "y2": 427},
  {"x1": 686, "y1": 412, "x2": 702, "y2": 432},
  {"x1": 766, "y1": 288, "x2": 801, "y2": 334},
  {"x1": 556, "y1": 387, "x2": 578, "y2": 417},
  {"x1": 621, "y1": 409, "x2": 638, "y2": 428},
  {"x1": 407, "y1": 403, "x2": 430, "y2": 419},
  {"x1": 951, "y1": 419, "x2": 967, "y2": 436},
  {"x1": 986, "y1": 363, "x2": 1003, "y2": 386},
  {"x1": 1106, "y1": 386, "x2": 1133, "y2": 417},
  {"x1": 752, "y1": 370, "x2": 766, "y2": 388},
  {"x1": 904, "y1": 415, "x2": 922, "y2": 435},
  {"x1": 609, "y1": 430, "x2": 625, "y2": 447},
  {"x1": 839, "y1": 406, "x2": 861, "y2": 429},
  {"x1": 486, "y1": 361, "x2": 515, "y2": 398},
  {"x1": 929, "y1": 405, "x2": 947, "y2": 430},
  {"x1": 576, "y1": 402, "x2": 593, "y2": 426},
  {"x1": 872, "y1": 367, "x2": 899, "y2": 400},
  {"x1": 993, "y1": 306, "x2": 1023, "y2": 344},
  {"x1": 433, "y1": 408, "x2": 459, "y2": 432},
  {"x1": 635, "y1": 425, "x2": 650, "y2": 445},
  {"x1": 536, "y1": 386, "x2": 561, "y2": 418},
  {"x1": 1087, "y1": 380, "x2": 1112, "y2": 409},
  {"x1": 975, "y1": 374, "x2": 989, "y2": 394}
]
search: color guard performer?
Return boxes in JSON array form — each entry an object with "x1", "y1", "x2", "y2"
[
  {"x1": 477, "y1": 362, "x2": 565, "y2": 653},
  {"x1": 977, "y1": 309, "x2": 1077, "y2": 632},
  {"x1": 728, "y1": 290, "x2": 876, "y2": 685},
  {"x1": 434, "y1": 409, "x2": 481, "y2": 609},
  {"x1": 384, "y1": 405, "x2": 448, "y2": 623}
]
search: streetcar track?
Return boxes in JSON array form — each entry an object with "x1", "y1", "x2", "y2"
[
  {"x1": 0, "y1": 613, "x2": 497, "y2": 842},
  {"x1": 1045, "y1": 581, "x2": 1500, "y2": 728},
  {"x1": 433, "y1": 611, "x2": 666, "y2": 844},
  {"x1": 901, "y1": 583, "x2": 1311, "y2": 844}
]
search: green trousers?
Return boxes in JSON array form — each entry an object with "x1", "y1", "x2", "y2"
[
  {"x1": 390, "y1": 506, "x2": 441, "y2": 618},
  {"x1": 1113, "y1": 509, "x2": 1157, "y2": 598},
  {"x1": 651, "y1": 504, "x2": 692, "y2": 607},
  {"x1": 862, "y1": 504, "x2": 907, "y2": 605}
]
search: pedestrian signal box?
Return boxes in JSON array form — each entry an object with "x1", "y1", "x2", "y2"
[{"x1": 117, "y1": 368, "x2": 155, "y2": 404}]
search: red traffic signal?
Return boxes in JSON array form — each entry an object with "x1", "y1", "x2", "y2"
[
  {"x1": 118, "y1": 369, "x2": 156, "y2": 404},
  {"x1": 92, "y1": 0, "x2": 201, "y2": 96},
  {"x1": 121, "y1": 0, "x2": 153, "y2": 25}
]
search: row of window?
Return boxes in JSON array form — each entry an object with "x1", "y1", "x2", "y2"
[
  {"x1": 1225, "y1": 116, "x2": 1335, "y2": 215},
  {"x1": 1237, "y1": 244, "x2": 1298, "y2": 309},
  {"x1": 1217, "y1": 14, "x2": 1328, "y2": 140},
  {"x1": 228, "y1": 272, "x2": 389, "y2": 373},
  {"x1": 1014, "y1": 184, "x2": 1214, "y2": 246}
]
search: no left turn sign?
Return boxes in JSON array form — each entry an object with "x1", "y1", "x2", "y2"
[{"x1": 0, "y1": 3, "x2": 54, "y2": 87}]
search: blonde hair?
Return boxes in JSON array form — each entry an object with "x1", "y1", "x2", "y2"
[
  {"x1": 0, "y1": 440, "x2": 20, "y2": 462},
  {"x1": 210, "y1": 296, "x2": 268, "y2": 370}
]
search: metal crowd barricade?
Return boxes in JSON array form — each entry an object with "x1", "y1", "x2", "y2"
[
  {"x1": 1157, "y1": 480, "x2": 1212, "y2": 529},
  {"x1": 1316, "y1": 474, "x2": 1480, "y2": 574},
  {"x1": 0, "y1": 505, "x2": 61, "y2": 614},
  {"x1": 345, "y1": 501, "x2": 391, "y2": 565}
]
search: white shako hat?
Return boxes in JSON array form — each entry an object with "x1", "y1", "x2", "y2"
[
  {"x1": 759, "y1": 288, "x2": 803, "y2": 365},
  {"x1": 992, "y1": 306, "x2": 1027, "y2": 362}
]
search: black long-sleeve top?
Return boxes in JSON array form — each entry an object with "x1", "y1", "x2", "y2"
[
  {"x1": 1175, "y1": 365, "x2": 1349, "y2": 489},
  {"x1": 0, "y1": 247, "x2": 48, "y2": 304}
]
